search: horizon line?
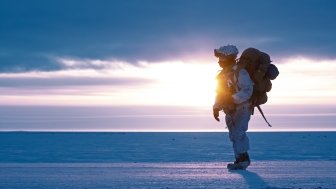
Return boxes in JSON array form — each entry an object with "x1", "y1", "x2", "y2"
[{"x1": 1, "y1": 129, "x2": 336, "y2": 133}]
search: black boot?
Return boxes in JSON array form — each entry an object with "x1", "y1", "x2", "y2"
[{"x1": 227, "y1": 152, "x2": 251, "y2": 170}]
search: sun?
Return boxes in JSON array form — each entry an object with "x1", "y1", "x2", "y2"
[{"x1": 136, "y1": 61, "x2": 219, "y2": 106}]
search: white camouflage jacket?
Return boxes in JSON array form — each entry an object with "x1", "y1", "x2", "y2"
[{"x1": 213, "y1": 64, "x2": 254, "y2": 110}]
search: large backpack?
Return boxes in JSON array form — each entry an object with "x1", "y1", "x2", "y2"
[{"x1": 237, "y1": 48, "x2": 279, "y2": 126}]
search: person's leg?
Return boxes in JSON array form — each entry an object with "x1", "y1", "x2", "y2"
[{"x1": 226, "y1": 106, "x2": 252, "y2": 169}]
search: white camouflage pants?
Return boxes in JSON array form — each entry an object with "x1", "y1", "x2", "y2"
[{"x1": 225, "y1": 105, "x2": 252, "y2": 157}]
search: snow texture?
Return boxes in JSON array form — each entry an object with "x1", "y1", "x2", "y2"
[
  {"x1": 0, "y1": 132, "x2": 335, "y2": 188},
  {"x1": 1, "y1": 162, "x2": 335, "y2": 189}
]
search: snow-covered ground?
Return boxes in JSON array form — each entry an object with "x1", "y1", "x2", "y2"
[
  {"x1": 0, "y1": 132, "x2": 336, "y2": 188},
  {"x1": 1, "y1": 161, "x2": 335, "y2": 189}
]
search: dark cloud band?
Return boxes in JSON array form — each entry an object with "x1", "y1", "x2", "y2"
[
  {"x1": 0, "y1": 0, "x2": 335, "y2": 73},
  {"x1": 0, "y1": 77, "x2": 153, "y2": 88}
]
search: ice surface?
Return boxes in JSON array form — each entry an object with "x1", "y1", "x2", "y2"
[
  {"x1": 1, "y1": 105, "x2": 336, "y2": 131},
  {"x1": 1, "y1": 161, "x2": 335, "y2": 189},
  {"x1": 1, "y1": 132, "x2": 336, "y2": 162},
  {"x1": 0, "y1": 132, "x2": 336, "y2": 188}
]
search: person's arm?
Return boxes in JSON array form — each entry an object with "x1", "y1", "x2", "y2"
[
  {"x1": 213, "y1": 72, "x2": 225, "y2": 121},
  {"x1": 232, "y1": 69, "x2": 254, "y2": 104},
  {"x1": 213, "y1": 72, "x2": 225, "y2": 110}
]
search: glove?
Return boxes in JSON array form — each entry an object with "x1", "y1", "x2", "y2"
[{"x1": 213, "y1": 108, "x2": 220, "y2": 122}]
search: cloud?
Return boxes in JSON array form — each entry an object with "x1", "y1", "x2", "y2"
[
  {"x1": 0, "y1": 52, "x2": 63, "y2": 73},
  {"x1": 0, "y1": 76, "x2": 151, "y2": 88},
  {"x1": 269, "y1": 57, "x2": 336, "y2": 105},
  {"x1": 0, "y1": 58, "x2": 155, "y2": 90},
  {"x1": 0, "y1": 59, "x2": 218, "y2": 106},
  {"x1": 0, "y1": 56, "x2": 336, "y2": 106},
  {"x1": 55, "y1": 57, "x2": 138, "y2": 70},
  {"x1": 0, "y1": 0, "x2": 335, "y2": 73}
]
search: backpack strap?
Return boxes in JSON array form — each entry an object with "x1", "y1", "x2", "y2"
[
  {"x1": 256, "y1": 105, "x2": 272, "y2": 127},
  {"x1": 231, "y1": 60, "x2": 246, "y2": 88}
]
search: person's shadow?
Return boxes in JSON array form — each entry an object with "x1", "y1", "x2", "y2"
[
  {"x1": 230, "y1": 169, "x2": 286, "y2": 189},
  {"x1": 229, "y1": 169, "x2": 267, "y2": 188}
]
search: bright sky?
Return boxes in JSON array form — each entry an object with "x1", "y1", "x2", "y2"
[{"x1": 1, "y1": 57, "x2": 336, "y2": 106}]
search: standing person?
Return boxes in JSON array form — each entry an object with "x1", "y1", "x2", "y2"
[{"x1": 213, "y1": 45, "x2": 254, "y2": 170}]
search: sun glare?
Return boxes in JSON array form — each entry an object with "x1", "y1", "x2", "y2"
[
  {"x1": 1, "y1": 57, "x2": 336, "y2": 106},
  {"x1": 119, "y1": 61, "x2": 219, "y2": 106}
]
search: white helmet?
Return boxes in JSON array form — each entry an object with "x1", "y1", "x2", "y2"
[{"x1": 214, "y1": 45, "x2": 239, "y2": 57}]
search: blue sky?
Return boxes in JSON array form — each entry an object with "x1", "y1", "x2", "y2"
[{"x1": 1, "y1": 0, "x2": 336, "y2": 131}]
